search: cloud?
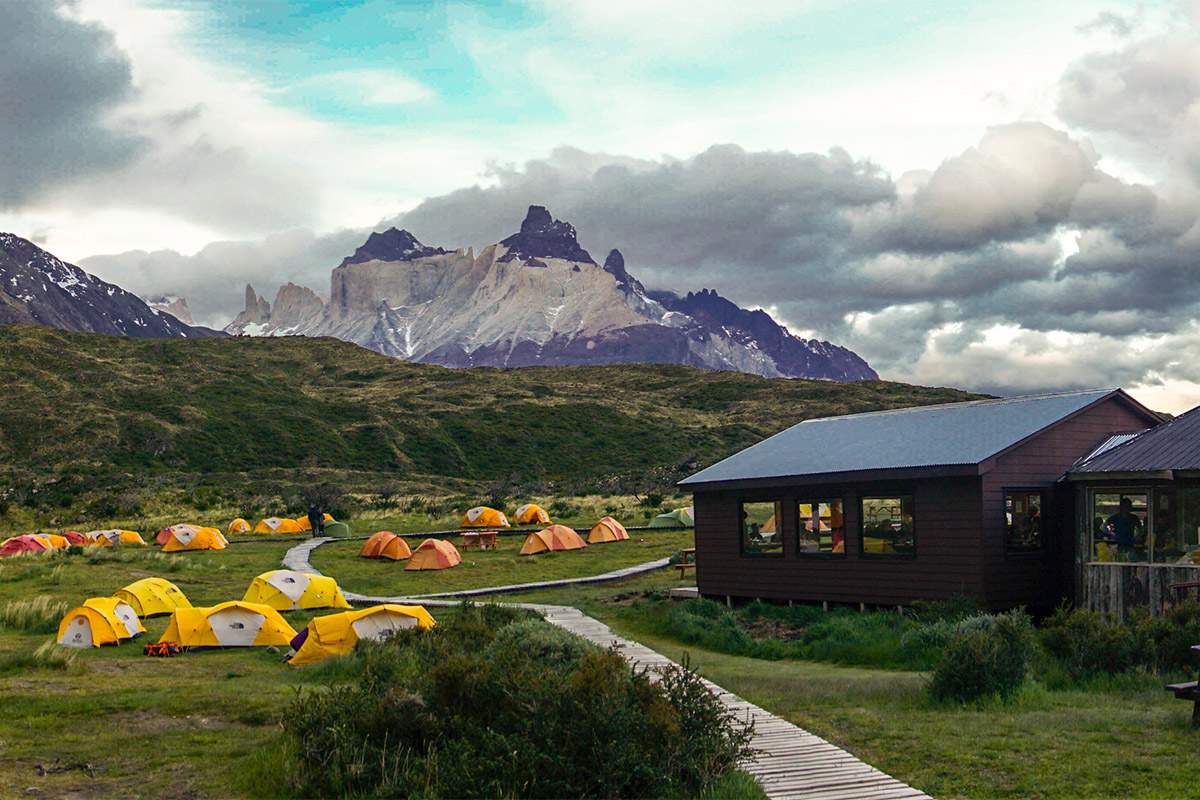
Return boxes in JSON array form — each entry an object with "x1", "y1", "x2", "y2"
[{"x1": 0, "y1": 1, "x2": 145, "y2": 206}]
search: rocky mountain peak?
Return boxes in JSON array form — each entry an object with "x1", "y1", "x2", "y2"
[
  {"x1": 603, "y1": 248, "x2": 645, "y2": 295},
  {"x1": 339, "y1": 228, "x2": 447, "y2": 268},
  {"x1": 498, "y1": 205, "x2": 595, "y2": 265}
]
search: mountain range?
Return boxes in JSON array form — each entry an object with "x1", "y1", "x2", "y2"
[
  {"x1": 226, "y1": 206, "x2": 876, "y2": 381},
  {"x1": 0, "y1": 232, "x2": 221, "y2": 339}
]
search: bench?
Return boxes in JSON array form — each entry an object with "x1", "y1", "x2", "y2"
[
  {"x1": 461, "y1": 531, "x2": 498, "y2": 551},
  {"x1": 1169, "y1": 580, "x2": 1200, "y2": 602},
  {"x1": 677, "y1": 548, "x2": 696, "y2": 579},
  {"x1": 1166, "y1": 645, "x2": 1200, "y2": 726}
]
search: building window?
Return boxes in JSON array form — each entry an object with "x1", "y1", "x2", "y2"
[
  {"x1": 1090, "y1": 492, "x2": 1147, "y2": 562},
  {"x1": 1089, "y1": 489, "x2": 1200, "y2": 564},
  {"x1": 1005, "y1": 491, "x2": 1043, "y2": 553},
  {"x1": 861, "y1": 496, "x2": 914, "y2": 555},
  {"x1": 740, "y1": 500, "x2": 783, "y2": 555},
  {"x1": 797, "y1": 499, "x2": 845, "y2": 555}
]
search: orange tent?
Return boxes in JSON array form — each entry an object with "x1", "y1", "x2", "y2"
[
  {"x1": 460, "y1": 506, "x2": 509, "y2": 528},
  {"x1": 405, "y1": 538, "x2": 462, "y2": 570},
  {"x1": 228, "y1": 518, "x2": 252, "y2": 534},
  {"x1": 41, "y1": 534, "x2": 71, "y2": 548},
  {"x1": 253, "y1": 517, "x2": 305, "y2": 534},
  {"x1": 587, "y1": 517, "x2": 629, "y2": 544},
  {"x1": 520, "y1": 525, "x2": 588, "y2": 555},
  {"x1": 360, "y1": 531, "x2": 412, "y2": 561},
  {"x1": 514, "y1": 503, "x2": 551, "y2": 525},
  {"x1": 295, "y1": 512, "x2": 335, "y2": 532}
]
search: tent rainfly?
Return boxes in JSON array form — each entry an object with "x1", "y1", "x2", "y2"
[
  {"x1": 161, "y1": 525, "x2": 228, "y2": 552},
  {"x1": 0, "y1": 535, "x2": 53, "y2": 557},
  {"x1": 113, "y1": 577, "x2": 192, "y2": 617},
  {"x1": 360, "y1": 531, "x2": 412, "y2": 561},
  {"x1": 649, "y1": 508, "x2": 695, "y2": 528},
  {"x1": 461, "y1": 506, "x2": 510, "y2": 528},
  {"x1": 227, "y1": 518, "x2": 252, "y2": 534},
  {"x1": 519, "y1": 525, "x2": 588, "y2": 555},
  {"x1": 253, "y1": 517, "x2": 305, "y2": 534},
  {"x1": 58, "y1": 597, "x2": 144, "y2": 648},
  {"x1": 405, "y1": 538, "x2": 462, "y2": 570},
  {"x1": 295, "y1": 513, "x2": 335, "y2": 532},
  {"x1": 288, "y1": 605, "x2": 435, "y2": 666},
  {"x1": 513, "y1": 503, "x2": 551, "y2": 525},
  {"x1": 159, "y1": 602, "x2": 297, "y2": 648},
  {"x1": 587, "y1": 517, "x2": 630, "y2": 543},
  {"x1": 242, "y1": 570, "x2": 352, "y2": 611},
  {"x1": 86, "y1": 529, "x2": 147, "y2": 547}
]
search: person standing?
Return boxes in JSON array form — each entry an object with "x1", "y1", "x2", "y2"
[{"x1": 307, "y1": 504, "x2": 324, "y2": 537}]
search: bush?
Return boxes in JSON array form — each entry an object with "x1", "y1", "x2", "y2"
[
  {"x1": 1039, "y1": 606, "x2": 1141, "y2": 680},
  {"x1": 928, "y1": 610, "x2": 1035, "y2": 702},
  {"x1": 280, "y1": 606, "x2": 752, "y2": 799}
]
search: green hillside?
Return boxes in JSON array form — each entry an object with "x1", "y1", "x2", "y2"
[{"x1": 0, "y1": 325, "x2": 982, "y2": 523}]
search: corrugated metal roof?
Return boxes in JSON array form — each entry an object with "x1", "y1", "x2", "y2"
[
  {"x1": 1071, "y1": 403, "x2": 1200, "y2": 472},
  {"x1": 1077, "y1": 431, "x2": 1144, "y2": 464},
  {"x1": 681, "y1": 389, "x2": 1123, "y2": 486}
]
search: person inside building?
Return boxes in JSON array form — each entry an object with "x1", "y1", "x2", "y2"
[{"x1": 1104, "y1": 497, "x2": 1144, "y2": 559}]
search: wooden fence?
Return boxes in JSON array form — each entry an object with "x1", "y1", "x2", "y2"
[{"x1": 1085, "y1": 562, "x2": 1200, "y2": 618}]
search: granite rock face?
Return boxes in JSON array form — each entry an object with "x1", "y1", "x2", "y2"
[
  {"x1": 224, "y1": 207, "x2": 877, "y2": 381},
  {"x1": 0, "y1": 232, "x2": 224, "y2": 339}
]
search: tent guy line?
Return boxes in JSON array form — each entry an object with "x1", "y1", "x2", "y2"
[{"x1": 282, "y1": 537, "x2": 932, "y2": 800}]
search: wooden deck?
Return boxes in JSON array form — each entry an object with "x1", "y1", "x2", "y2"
[{"x1": 285, "y1": 537, "x2": 933, "y2": 800}]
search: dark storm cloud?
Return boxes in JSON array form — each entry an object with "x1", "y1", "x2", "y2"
[{"x1": 0, "y1": 1, "x2": 145, "y2": 207}]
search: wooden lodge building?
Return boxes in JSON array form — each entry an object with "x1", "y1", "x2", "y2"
[{"x1": 680, "y1": 388, "x2": 1187, "y2": 614}]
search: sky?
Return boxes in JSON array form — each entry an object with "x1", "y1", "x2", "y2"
[{"x1": 6, "y1": 0, "x2": 1200, "y2": 412}]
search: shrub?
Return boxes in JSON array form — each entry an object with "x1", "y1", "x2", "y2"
[
  {"x1": 280, "y1": 607, "x2": 751, "y2": 799},
  {"x1": 928, "y1": 610, "x2": 1035, "y2": 702},
  {"x1": 1039, "y1": 606, "x2": 1140, "y2": 680}
]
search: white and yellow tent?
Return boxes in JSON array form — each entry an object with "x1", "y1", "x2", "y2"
[
  {"x1": 112, "y1": 577, "x2": 192, "y2": 617},
  {"x1": 85, "y1": 529, "x2": 147, "y2": 547},
  {"x1": 460, "y1": 506, "x2": 509, "y2": 528},
  {"x1": 57, "y1": 597, "x2": 144, "y2": 648},
  {"x1": 253, "y1": 517, "x2": 306, "y2": 534},
  {"x1": 513, "y1": 503, "x2": 551, "y2": 525},
  {"x1": 294, "y1": 512, "x2": 335, "y2": 532},
  {"x1": 161, "y1": 525, "x2": 228, "y2": 552},
  {"x1": 242, "y1": 570, "x2": 352, "y2": 611},
  {"x1": 159, "y1": 602, "x2": 296, "y2": 648},
  {"x1": 227, "y1": 518, "x2": 252, "y2": 534},
  {"x1": 288, "y1": 605, "x2": 435, "y2": 666}
]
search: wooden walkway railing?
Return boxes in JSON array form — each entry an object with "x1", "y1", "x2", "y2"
[{"x1": 285, "y1": 538, "x2": 933, "y2": 800}]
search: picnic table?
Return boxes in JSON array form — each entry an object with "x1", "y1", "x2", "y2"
[
  {"x1": 461, "y1": 530, "x2": 498, "y2": 551},
  {"x1": 677, "y1": 547, "x2": 696, "y2": 579},
  {"x1": 1166, "y1": 645, "x2": 1200, "y2": 726}
]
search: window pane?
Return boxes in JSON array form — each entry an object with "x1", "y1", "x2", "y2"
[
  {"x1": 1090, "y1": 492, "x2": 1147, "y2": 562},
  {"x1": 1159, "y1": 489, "x2": 1200, "y2": 565},
  {"x1": 741, "y1": 501, "x2": 782, "y2": 555},
  {"x1": 1005, "y1": 491, "x2": 1042, "y2": 553},
  {"x1": 862, "y1": 496, "x2": 914, "y2": 555},
  {"x1": 798, "y1": 499, "x2": 844, "y2": 555}
]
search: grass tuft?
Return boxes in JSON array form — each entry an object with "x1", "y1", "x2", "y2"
[{"x1": 0, "y1": 596, "x2": 69, "y2": 633}]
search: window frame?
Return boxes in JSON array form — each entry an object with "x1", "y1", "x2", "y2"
[
  {"x1": 1004, "y1": 488, "x2": 1045, "y2": 558},
  {"x1": 738, "y1": 499, "x2": 785, "y2": 557},
  {"x1": 796, "y1": 497, "x2": 846, "y2": 558},
  {"x1": 859, "y1": 494, "x2": 916, "y2": 558}
]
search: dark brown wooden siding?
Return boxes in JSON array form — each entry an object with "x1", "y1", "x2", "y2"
[
  {"x1": 693, "y1": 394, "x2": 1158, "y2": 610},
  {"x1": 981, "y1": 398, "x2": 1156, "y2": 609},
  {"x1": 694, "y1": 476, "x2": 984, "y2": 606}
]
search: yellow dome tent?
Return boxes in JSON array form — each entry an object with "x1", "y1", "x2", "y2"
[
  {"x1": 57, "y1": 597, "x2": 144, "y2": 648},
  {"x1": 288, "y1": 605, "x2": 435, "y2": 666},
  {"x1": 519, "y1": 525, "x2": 588, "y2": 555},
  {"x1": 159, "y1": 602, "x2": 296, "y2": 649},
  {"x1": 227, "y1": 518, "x2": 252, "y2": 534},
  {"x1": 253, "y1": 517, "x2": 305, "y2": 534},
  {"x1": 242, "y1": 570, "x2": 352, "y2": 611},
  {"x1": 405, "y1": 538, "x2": 462, "y2": 570},
  {"x1": 360, "y1": 531, "x2": 412, "y2": 561},
  {"x1": 113, "y1": 577, "x2": 192, "y2": 617},
  {"x1": 513, "y1": 503, "x2": 551, "y2": 525},
  {"x1": 161, "y1": 525, "x2": 228, "y2": 552},
  {"x1": 41, "y1": 534, "x2": 70, "y2": 548},
  {"x1": 460, "y1": 506, "x2": 509, "y2": 528},
  {"x1": 294, "y1": 512, "x2": 335, "y2": 532},
  {"x1": 85, "y1": 529, "x2": 147, "y2": 547},
  {"x1": 587, "y1": 517, "x2": 629, "y2": 543}
]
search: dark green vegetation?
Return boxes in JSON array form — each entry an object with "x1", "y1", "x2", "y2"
[
  {"x1": 624, "y1": 595, "x2": 1200, "y2": 702},
  {"x1": 276, "y1": 604, "x2": 754, "y2": 799},
  {"x1": 0, "y1": 325, "x2": 979, "y2": 529}
]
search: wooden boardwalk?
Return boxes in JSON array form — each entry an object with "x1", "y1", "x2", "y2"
[{"x1": 286, "y1": 538, "x2": 933, "y2": 800}]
